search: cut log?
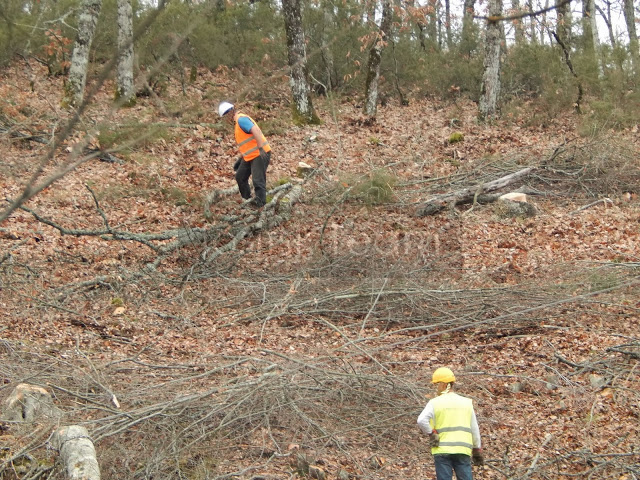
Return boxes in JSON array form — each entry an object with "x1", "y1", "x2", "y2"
[
  {"x1": 416, "y1": 167, "x2": 534, "y2": 216},
  {"x1": 499, "y1": 192, "x2": 528, "y2": 202},
  {"x1": 52, "y1": 425, "x2": 101, "y2": 480}
]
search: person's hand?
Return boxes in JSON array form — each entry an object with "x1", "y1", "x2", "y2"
[
  {"x1": 472, "y1": 448, "x2": 484, "y2": 466},
  {"x1": 429, "y1": 433, "x2": 440, "y2": 448},
  {"x1": 258, "y1": 147, "x2": 267, "y2": 161},
  {"x1": 233, "y1": 157, "x2": 242, "y2": 172}
]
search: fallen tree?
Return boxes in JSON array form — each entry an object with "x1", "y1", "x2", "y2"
[
  {"x1": 416, "y1": 167, "x2": 534, "y2": 216},
  {"x1": 52, "y1": 426, "x2": 101, "y2": 480},
  {"x1": 15, "y1": 182, "x2": 301, "y2": 265}
]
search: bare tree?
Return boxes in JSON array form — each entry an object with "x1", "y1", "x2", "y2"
[
  {"x1": 364, "y1": 0, "x2": 393, "y2": 117},
  {"x1": 407, "y1": 0, "x2": 429, "y2": 51},
  {"x1": 66, "y1": 0, "x2": 103, "y2": 106},
  {"x1": 365, "y1": 0, "x2": 376, "y2": 26},
  {"x1": 478, "y1": 0, "x2": 503, "y2": 121},
  {"x1": 540, "y1": 0, "x2": 549, "y2": 43},
  {"x1": 444, "y1": 0, "x2": 452, "y2": 48},
  {"x1": 320, "y1": 0, "x2": 339, "y2": 92},
  {"x1": 116, "y1": 0, "x2": 135, "y2": 105},
  {"x1": 460, "y1": 0, "x2": 477, "y2": 54},
  {"x1": 282, "y1": 0, "x2": 319, "y2": 124},
  {"x1": 581, "y1": 0, "x2": 599, "y2": 65},
  {"x1": 595, "y1": 0, "x2": 617, "y2": 48},
  {"x1": 426, "y1": 0, "x2": 438, "y2": 48},
  {"x1": 555, "y1": 0, "x2": 572, "y2": 46},
  {"x1": 512, "y1": 0, "x2": 526, "y2": 44},
  {"x1": 527, "y1": 0, "x2": 536, "y2": 42},
  {"x1": 623, "y1": 0, "x2": 639, "y2": 74}
]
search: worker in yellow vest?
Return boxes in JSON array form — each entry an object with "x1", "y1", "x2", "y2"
[
  {"x1": 218, "y1": 101, "x2": 272, "y2": 207},
  {"x1": 417, "y1": 367, "x2": 484, "y2": 480}
]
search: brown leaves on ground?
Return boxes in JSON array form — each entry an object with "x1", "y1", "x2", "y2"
[{"x1": 1, "y1": 62, "x2": 639, "y2": 479}]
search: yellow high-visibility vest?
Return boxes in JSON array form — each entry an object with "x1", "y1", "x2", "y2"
[{"x1": 430, "y1": 392, "x2": 474, "y2": 456}]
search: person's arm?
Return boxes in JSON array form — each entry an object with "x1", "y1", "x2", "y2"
[
  {"x1": 470, "y1": 408, "x2": 481, "y2": 448},
  {"x1": 470, "y1": 407, "x2": 484, "y2": 465},
  {"x1": 417, "y1": 401, "x2": 435, "y2": 435},
  {"x1": 250, "y1": 124, "x2": 267, "y2": 150}
]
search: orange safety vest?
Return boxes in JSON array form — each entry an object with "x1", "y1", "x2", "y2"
[{"x1": 235, "y1": 114, "x2": 271, "y2": 161}]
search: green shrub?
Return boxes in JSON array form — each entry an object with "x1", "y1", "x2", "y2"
[
  {"x1": 588, "y1": 269, "x2": 620, "y2": 292},
  {"x1": 111, "y1": 297, "x2": 124, "y2": 307},
  {"x1": 98, "y1": 123, "x2": 172, "y2": 152},
  {"x1": 501, "y1": 44, "x2": 568, "y2": 100},
  {"x1": 448, "y1": 132, "x2": 464, "y2": 143},
  {"x1": 578, "y1": 82, "x2": 640, "y2": 133},
  {"x1": 346, "y1": 169, "x2": 397, "y2": 205},
  {"x1": 416, "y1": 49, "x2": 484, "y2": 101},
  {"x1": 188, "y1": 3, "x2": 286, "y2": 71},
  {"x1": 160, "y1": 186, "x2": 189, "y2": 206}
]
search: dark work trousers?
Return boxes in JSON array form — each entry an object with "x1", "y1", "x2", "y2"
[
  {"x1": 433, "y1": 454, "x2": 473, "y2": 480},
  {"x1": 235, "y1": 152, "x2": 270, "y2": 206}
]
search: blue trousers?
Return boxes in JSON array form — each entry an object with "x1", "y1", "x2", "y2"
[{"x1": 434, "y1": 454, "x2": 473, "y2": 480}]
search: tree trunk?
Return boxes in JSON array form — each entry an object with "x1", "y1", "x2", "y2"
[
  {"x1": 540, "y1": 0, "x2": 549, "y2": 44},
  {"x1": 52, "y1": 425, "x2": 101, "y2": 480},
  {"x1": 596, "y1": 1, "x2": 616, "y2": 48},
  {"x1": 478, "y1": 0, "x2": 502, "y2": 121},
  {"x1": 282, "y1": 0, "x2": 318, "y2": 124},
  {"x1": 460, "y1": 0, "x2": 476, "y2": 55},
  {"x1": 555, "y1": 0, "x2": 571, "y2": 46},
  {"x1": 364, "y1": 0, "x2": 393, "y2": 117},
  {"x1": 321, "y1": 3, "x2": 338, "y2": 91},
  {"x1": 587, "y1": 0, "x2": 599, "y2": 52},
  {"x1": 623, "y1": 0, "x2": 639, "y2": 74},
  {"x1": 417, "y1": 20, "x2": 427, "y2": 51},
  {"x1": 426, "y1": 0, "x2": 438, "y2": 48},
  {"x1": 366, "y1": 0, "x2": 376, "y2": 26},
  {"x1": 66, "y1": 0, "x2": 103, "y2": 107},
  {"x1": 444, "y1": 0, "x2": 452, "y2": 48},
  {"x1": 116, "y1": 0, "x2": 134, "y2": 105},
  {"x1": 525, "y1": 0, "x2": 536, "y2": 43},
  {"x1": 581, "y1": 0, "x2": 599, "y2": 66},
  {"x1": 552, "y1": 30, "x2": 583, "y2": 113},
  {"x1": 512, "y1": 0, "x2": 525, "y2": 45}
]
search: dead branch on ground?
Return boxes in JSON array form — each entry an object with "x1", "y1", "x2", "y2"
[{"x1": 416, "y1": 167, "x2": 534, "y2": 216}]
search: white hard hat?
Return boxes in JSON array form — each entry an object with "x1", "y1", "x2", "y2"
[{"x1": 218, "y1": 101, "x2": 234, "y2": 117}]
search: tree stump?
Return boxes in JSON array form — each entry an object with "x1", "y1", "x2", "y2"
[
  {"x1": 296, "y1": 161, "x2": 315, "y2": 178},
  {"x1": 494, "y1": 197, "x2": 537, "y2": 218},
  {"x1": 3, "y1": 383, "x2": 62, "y2": 422}
]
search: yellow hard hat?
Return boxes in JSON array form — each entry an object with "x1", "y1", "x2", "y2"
[{"x1": 432, "y1": 367, "x2": 456, "y2": 384}]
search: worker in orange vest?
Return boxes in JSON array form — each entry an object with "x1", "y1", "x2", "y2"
[
  {"x1": 218, "y1": 101, "x2": 272, "y2": 207},
  {"x1": 417, "y1": 367, "x2": 484, "y2": 480}
]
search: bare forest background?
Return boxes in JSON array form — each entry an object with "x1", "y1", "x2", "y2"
[{"x1": 1, "y1": 0, "x2": 640, "y2": 478}]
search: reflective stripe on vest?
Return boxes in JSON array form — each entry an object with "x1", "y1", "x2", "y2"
[
  {"x1": 430, "y1": 392, "x2": 474, "y2": 456},
  {"x1": 235, "y1": 114, "x2": 271, "y2": 161}
]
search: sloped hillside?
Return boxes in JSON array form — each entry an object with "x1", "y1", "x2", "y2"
[{"x1": 1, "y1": 62, "x2": 639, "y2": 479}]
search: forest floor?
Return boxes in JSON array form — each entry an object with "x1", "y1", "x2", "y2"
[{"x1": 1, "y1": 62, "x2": 640, "y2": 480}]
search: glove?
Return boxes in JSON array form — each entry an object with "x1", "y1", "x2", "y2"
[
  {"x1": 258, "y1": 147, "x2": 268, "y2": 161},
  {"x1": 429, "y1": 433, "x2": 440, "y2": 448},
  {"x1": 233, "y1": 157, "x2": 242, "y2": 172},
  {"x1": 472, "y1": 448, "x2": 484, "y2": 466}
]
